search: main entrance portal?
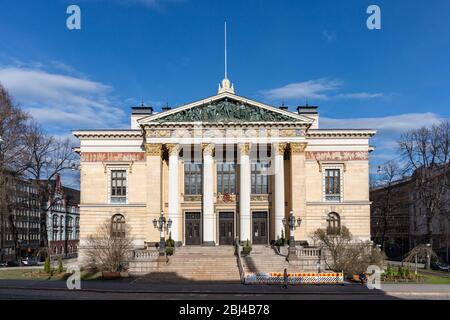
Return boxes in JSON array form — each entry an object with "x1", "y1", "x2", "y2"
[
  {"x1": 185, "y1": 212, "x2": 201, "y2": 245},
  {"x1": 219, "y1": 212, "x2": 234, "y2": 245},
  {"x1": 252, "y1": 211, "x2": 268, "y2": 245}
]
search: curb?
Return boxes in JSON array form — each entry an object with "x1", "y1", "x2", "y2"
[{"x1": 0, "y1": 285, "x2": 388, "y2": 295}]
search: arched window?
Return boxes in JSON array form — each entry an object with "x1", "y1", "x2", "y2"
[
  {"x1": 111, "y1": 214, "x2": 125, "y2": 238},
  {"x1": 327, "y1": 212, "x2": 341, "y2": 235},
  {"x1": 52, "y1": 215, "x2": 58, "y2": 228},
  {"x1": 60, "y1": 216, "x2": 64, "y2": 228}
]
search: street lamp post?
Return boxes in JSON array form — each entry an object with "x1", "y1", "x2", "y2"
[
  {"x1": 426, "y1": 243, "x2": 431, "y2": 270},
  {"x1": 282, "y1": 210, "x2": 302, "y2": 257},
  {"x1": 153, "y1": 212, "x2": 172, "y2": 256}
]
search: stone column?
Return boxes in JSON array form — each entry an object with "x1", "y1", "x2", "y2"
[
  {"x1": 145, "y1": 143, "x2": 162, "y2": 245},
  {"x1": 202, "y1": 143, "x2": 215, "y2": 246},
  {"x1": 239, "y1": 143, "x2": 251, "y2": 243},
  {"x1": 274, "y1": 143, "x2": 287, "y2": 240},
  {"x1": 166, "y1": 143, "x2": 181, "y2": 245},
  {"x1": 290, "y1": 142, "x2": 308, "y2": 244}
]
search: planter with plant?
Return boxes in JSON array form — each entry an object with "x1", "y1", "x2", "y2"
[{"x1": 242, "y1": 239, "x2": 252, "y2": 256}]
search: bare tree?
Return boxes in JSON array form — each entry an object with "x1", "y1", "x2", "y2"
[
  {"x1": 313, "y1": 226, "x2": 385, "y2": 275},
  {"x1": 398, "y1": 121, "x2": 450, "y2": 268},
  {"x1": 85, "y1": 220, "x2": 134, "y2": 272},
  {"x1": 371, "y1": 160, "x2": 403, "y2": 251},
  {"x1": 25, "y1": 122, "x2": 78, "y2": 258},
  {"x1": 0, "y1": 84, "x2": 32, "y2": 261}
]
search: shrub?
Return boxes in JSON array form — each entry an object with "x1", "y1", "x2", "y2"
[
  {"x1": 242, "y1": 239, "x2": 252, "y2": 255},
  {"x1": 44, "y1": 257, "x2": 51, "y2": 274},
  {"x1": 57, "y1": 257, "x2": 64, "y2": 273},
  {"x1": 312, "y1": 226, "x2": 386, "y2": 275},
  {"x1": 166, "y1": 233, "x2": 175, "y2": 248},
  {"x1": 166, "y1": 247, "x2": 174, "y2": 256}
]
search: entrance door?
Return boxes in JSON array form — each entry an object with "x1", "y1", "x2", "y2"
[
  {"x1": 219, "y1": 212, "x2": 234, "y2": 245},
  {"x1": 185, "y1": 212, "x2": 201, "y2": 245},
  {"x1": 252, "y1": 211, "x2": 268, "y2": 245}
]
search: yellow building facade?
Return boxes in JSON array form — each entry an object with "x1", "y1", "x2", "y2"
[{"x1": 73, "y1": 79, "x2": 376, "y2": 259}]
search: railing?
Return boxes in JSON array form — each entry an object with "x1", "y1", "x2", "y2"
[
  {"x1": 133, "y1": 249, "x2": 159, "y2": 260},
  {"x1": 296, "y1": 247, "x2": 321, "y2": 258},
  {"x1": 234, "y1": 238, "x2": 246, "y2": 284}
]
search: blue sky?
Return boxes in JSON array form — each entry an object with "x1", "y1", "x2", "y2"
[{"x1": 0, "y1": 0, "x2": 449, "y2": 184}]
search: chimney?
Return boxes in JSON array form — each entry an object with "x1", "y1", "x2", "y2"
[
  {"x1": 297, "y1": 105, "x2": 319, "y2": 129},
  {"x1": 130, "y1": 103, "x2": 153, "y2": 129},
  {"x1": 279, "y1": 102, "x2": 289, "y2": 111},
  {"x1": 162, "y1": 103, "x2": 171, "y2": 111},
  {"x1": 132, "y1": 103, "x2": 153, "y2": 115}
]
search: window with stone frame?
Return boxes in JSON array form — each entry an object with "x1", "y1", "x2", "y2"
[
  {"x1": 251, "y1": 162, "x2": 269, "y2": 194},
  {"x1": 324, "y1": 168, "x2": 342, "y2": 202},
  {"x1": 327, "y1": 212, "x2": 341, "y2": 235},
  {"x1": 217, "y1": 162, "x2": 236, "y2": 194},
  {"x1": 184, "y1": 162, "x2": 202, "y2": 195},
  {"x1": 110, "y1": 169, "x2": 127, "y2": 204},
  {"x1": 111, "y1": 214, "x2": 126, "y2": 238}
]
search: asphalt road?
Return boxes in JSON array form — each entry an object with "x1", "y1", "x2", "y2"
[{"x1": 0, "y1": 279, "x2": 448, "y2": 300}]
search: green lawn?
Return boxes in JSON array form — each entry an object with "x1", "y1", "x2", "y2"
[
  {"x1": 382, "y1": 273, "x2": 450, "y2": 285},
  {"x1": 0, "y1": 268, "x2": 102, "y2": 281},
  {"x1": 421, "y1": 274, "x2": 450, "y2": 284}
]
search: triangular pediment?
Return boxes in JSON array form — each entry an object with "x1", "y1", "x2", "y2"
[{"x1": 138, "y1": 92, "x2": 314, "y2": 125}]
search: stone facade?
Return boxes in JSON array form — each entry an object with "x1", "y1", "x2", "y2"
[{"x1": 73, "y1": 82, "x2": 375, "y2": 262}]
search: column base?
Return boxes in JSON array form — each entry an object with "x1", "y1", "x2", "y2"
[{"x1": 202, "y1": 241, "x2": 216, "y2": 246}]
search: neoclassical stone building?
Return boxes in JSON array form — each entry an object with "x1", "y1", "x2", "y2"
[{"x1": 73, "y1": 78, "x2": 375, "y2": 257}]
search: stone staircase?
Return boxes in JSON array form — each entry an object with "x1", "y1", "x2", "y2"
[
  {"x1": 242, "y1": 245, "x2": 316, "y2": 274},
  {"x1": 137, "y1": 246, "x2": 241, "y2": 283}
]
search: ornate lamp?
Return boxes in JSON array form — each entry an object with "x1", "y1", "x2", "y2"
[{"x1": 152, "y1": 212, "x2": 172, "y2": 256}]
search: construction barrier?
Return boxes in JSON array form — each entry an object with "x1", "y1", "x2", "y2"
[{"x1": 244, "y1": 272, "x2": 344, "y2": 285}]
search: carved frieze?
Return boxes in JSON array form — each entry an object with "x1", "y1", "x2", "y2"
[
  {"x1": 153, "y1": 99, "x2": 296, "y2": 123},
  {"x1": 306, "y1": 151, "x2": 369, "y2": 161},
  {"x1": 217, "y1": 193, "x2": 237, "y2": 203},
  {"x1": 81, "y1": 152, "x2": 144, "y2": 162},
  {"x1": 250, "y1": 195, "x2": 269, "y2": 202}
]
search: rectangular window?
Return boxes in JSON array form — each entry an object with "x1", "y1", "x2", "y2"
[
  {"x1": 217, "y1": 163, "x2": 236, "y2": 194},
  {"x1": 325, "y1": 169, "x2": 341, "y2": 201},
  {"x1": 111, "y1": 170, "x2": 127, "y2": 204},
  {"x1": 251, "y1": 162, "x2": 269, "y2": 194},
  {"x1": 184, "y1": 163, "x2": 202, "y2": 195}
]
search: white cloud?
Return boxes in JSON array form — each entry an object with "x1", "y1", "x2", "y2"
[
  {"x1": 261, "y1": 78, "x2": 382, "y2": 101},
  {"x1": 322, "y1": 112, "x2": 448, "y2": 167},
  {"x1": 321, "y1": 112, "x2": 444, "y2": 132},
  {"x1": 0, "y1": 66, "x2": 127, "y2": 131}
]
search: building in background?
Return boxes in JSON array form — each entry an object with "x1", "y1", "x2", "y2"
[
  {"x1": 0, "y1": 175, "x2": 40, "y2": 262},
  {"x1": 0, "y1": 173, "x2": 80, "y2": 262},
  {"x1": 45, "y1": 174, "x2": 80, "y2": 259},
  {"x1": 371, "y1": 169, "x2": 449, "y2": 262}
]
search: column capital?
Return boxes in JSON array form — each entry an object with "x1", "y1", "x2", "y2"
[
  {"x1": 238, "y1": 143, "x2": 251, "y2": 156},
  {"x1": 274, "y1": 142, "x2": 288, "y2": 156},
  {"x1": 201, "y1": 143, "x2": 215, "y2": 156},
  {"x1": 145, "y1": 143, "x2": 162, "y2": 156},
  {"x1": 290, "y1": 142, "x2": 308, "y2": 154},
  {"x1": 166, "y1": 143, "x2": 181, "y2": 156}
]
